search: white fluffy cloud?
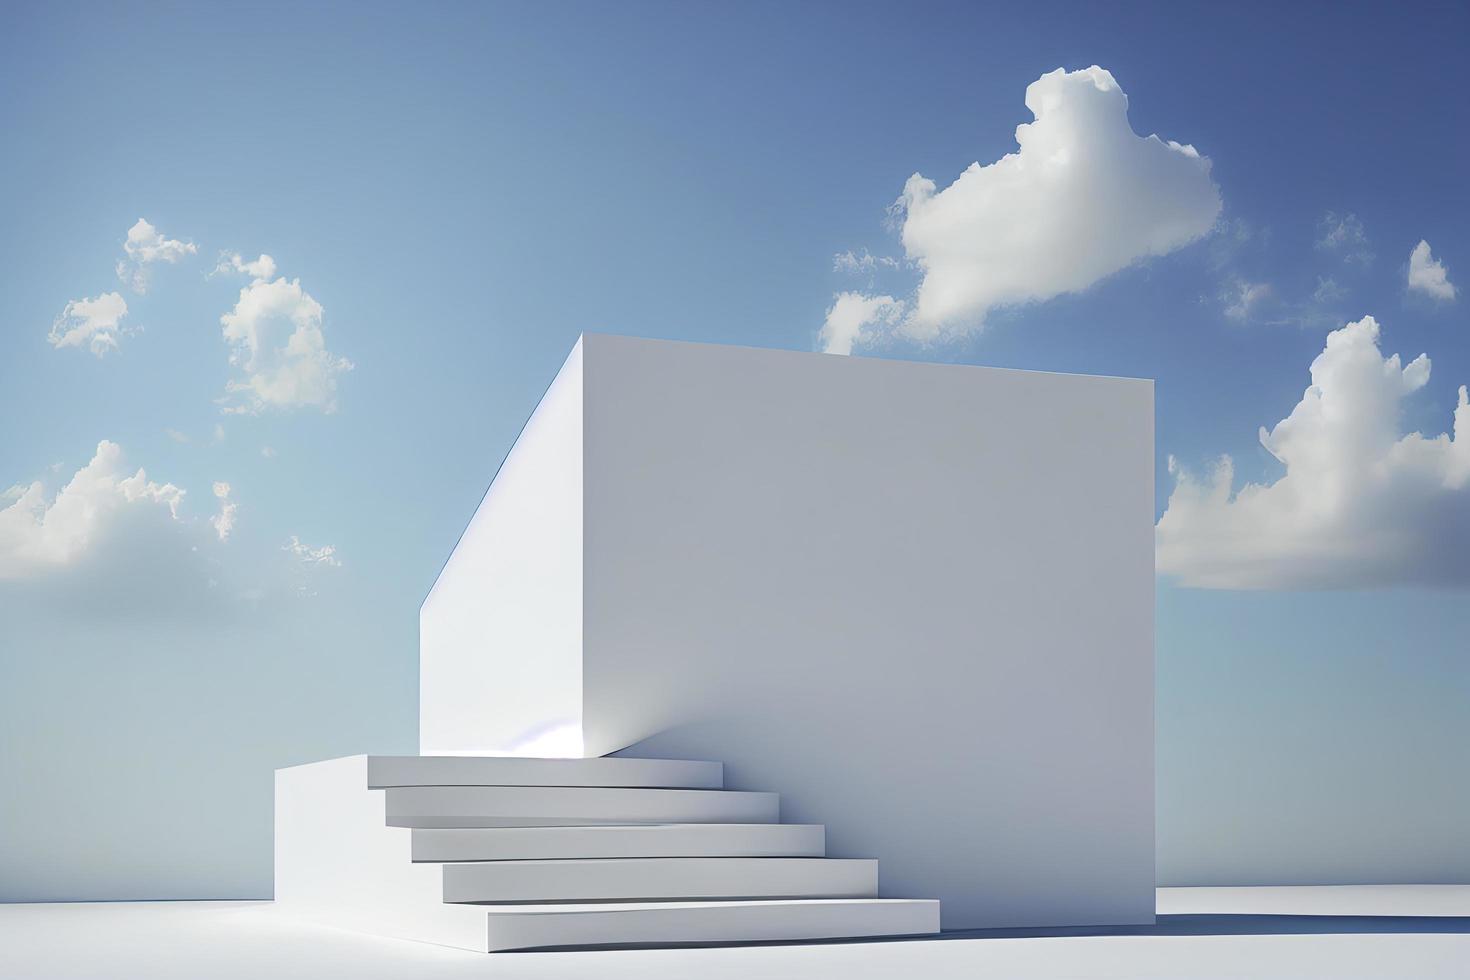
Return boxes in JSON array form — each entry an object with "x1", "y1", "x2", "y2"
[
  {"x1": 0, "y1": 442, "x2": 335, "y2": 612},
  {"x1": 116, "y1": 218, "x2": 197, "y2": 294},
  {"x1": 888, "y1": 66, "x2": 1221, "y2": 341},
  {"x1": 48, "y1": 292, "x2": 131, "y2": 355},
  {"x1": 1157, "y1": 315, "x2": 1470, "y2": 589},
  {"x1": 212, "y1": 252, "x2": 278, "y2": 280},
  {"x1": 216, "y1": 255, "x2": 353, "y2": 414},
  {"x1": 0, "y1": 441, "x2": 185, "y2": 580},
  {"x1": 1407, "y1": 240, "x2": 1457, "y2": 301},
  {"x1": 210, "y1": 482, "x2": 237, "y2": 542},
  {"x1": 819, "y1": 292, "x2": 905, "y2": 356}
]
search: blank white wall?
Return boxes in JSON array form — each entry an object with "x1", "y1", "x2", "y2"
[
  {"x1": 419, "y1": 339, "x2": 584, "y2": 757},
  {"x1": 580, "y1": 335, "x2": 1155, "y2": 930}
]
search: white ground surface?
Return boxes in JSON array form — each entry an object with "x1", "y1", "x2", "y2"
[{"x1": 2, "y1": 886, "x2": 1467, "y2": 980}]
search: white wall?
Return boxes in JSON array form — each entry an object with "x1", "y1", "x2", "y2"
[
  {"x1": 579, "y1": 335, "x2": 1155, "y2": 930},
  {"x1": 418, "y1": 334, "x2": 1155, "y2": 929},
  {"x1": 419, "y1": 339, "x2": 584, "y2": 757}
]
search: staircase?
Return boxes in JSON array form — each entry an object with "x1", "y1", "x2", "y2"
[{"x1": 274, "y1": 754, "x2": 940, "y2": 952}]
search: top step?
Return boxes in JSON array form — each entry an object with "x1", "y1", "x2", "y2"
[{"x1": 365, "y1": 756, "x2": 723, "y2": 790}]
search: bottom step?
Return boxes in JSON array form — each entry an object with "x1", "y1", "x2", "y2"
[{"x1": 481, "y1": 898, "x2": 940, "y2": 951}]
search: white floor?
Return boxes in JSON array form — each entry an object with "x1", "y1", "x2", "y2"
[{"x1": 2, "y1": 887, "x2": 1466, "y2": 980}]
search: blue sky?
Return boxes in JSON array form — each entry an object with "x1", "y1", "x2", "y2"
[{"x1": 2, "y1": 1, "x2": 1467, "y2": 898}]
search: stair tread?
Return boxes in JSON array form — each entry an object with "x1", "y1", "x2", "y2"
[
  {"x1": 366, "y1": 755, "x2": 722, "y2": 789},
  {"x1": 274, "y1": 753, "x2": 940, "y2": 953},
  {"x1": 475, "y1": 898, "x2": 941, "y2": 951},
  {"x1": 483, "y1": 898, "x2": 934, "y2": 914},
  {"x1": 413, "y1": 823, "x2": 824, "y2": 861},
  {"x1": 386, "y1": 784, "x2": 779, "y2": 829},
  {"x1": 448, "y1": 856, "x2": 872, "y2": 868},
  {"x1": 441, "y1": 856, "x2": 878, "y2": 904}
]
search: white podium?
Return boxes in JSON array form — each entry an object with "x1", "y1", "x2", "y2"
[{"x1": 416, "y1": 335, "x2": 1156, "y2": 931}]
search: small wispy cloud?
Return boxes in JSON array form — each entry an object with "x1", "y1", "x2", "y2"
[
  {"x1": 283, "y1": 535, "x2": 339, "y2": 567},
  {"x1": 210, "y1": 481, "x2": 237, "y2": 542},
  {"x1": 833, "y1": 249, "x2": 901, "y2": 276},
  {"x1": 1315, "y1": 211, "x2": 1373, "y2": 267},
  {"x1": 1221, "y1": 278, "x2": 1275, "y2": 322},
  {"x1": 1214, "y1": 275, "x2": 1339, "y2": 329},
  {"x1": 1312, "y1": 276, "x2": 1347, "y2": 305}
]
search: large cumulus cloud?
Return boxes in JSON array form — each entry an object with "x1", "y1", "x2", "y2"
[
  {"x1": 1157, "y1": 315, "x2": 1470, "y2": 589},
  {"x1": 823, "y1": 66, "x2": 1221, "y2": 352}
]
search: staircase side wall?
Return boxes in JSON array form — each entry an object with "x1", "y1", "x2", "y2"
[
  {"x1": 274, "y1": 755, "x2": 488, "y2": 950},
  {"x1": 419, "y1": 338, "x2": 585, "y2": 756}
]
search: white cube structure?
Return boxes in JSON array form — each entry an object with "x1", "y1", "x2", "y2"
[{"x1": 420, "y1": 334, "x2": 1155, "y2": 930}]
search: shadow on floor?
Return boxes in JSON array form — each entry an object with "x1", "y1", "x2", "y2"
[
  {"x1": 937, "y1": 913, "x2": 1470, "y2": 939},
  {"x1": 510, "y1": 914, "x2": 1470, "y2": 953}
]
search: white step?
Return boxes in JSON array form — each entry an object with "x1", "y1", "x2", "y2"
[
  {"x1": 442, "y1": 857, "x2": 878, "y2": 903},
  {"x1": 274, "y1": 756, "x2": 941, "y2": 952},
  {"x1": 366, "y1": 755, "x2": 722, "y2": 789},
  {"x1": 413, "y1": 823, "x2": 824, "y2": 862},
  {"x1": 479, "y1": 898, "x2": 940, "y2": 951},
  {"x1": 385, "y1": 785, "x2": 778, "y2": 828}
]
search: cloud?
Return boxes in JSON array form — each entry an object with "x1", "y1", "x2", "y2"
[
  {"x1": 1407, "y1": 240, "x2": 1457, "y2": 301},
  {"x1": 1215, "y1": 275, "x2": 1339, "y2": 329},
  {"x1": 216, "y1": 255, "x2": 353, "y2": 414},
  {"x1": 0, "y1": 441, "x2": 186, "y2": 581},
  {"x1": 833, "y1": 249, "x2": 901, "y2": 276},
  {"x1": 282, "y1": 535, "x2": 340, "y2": 598},
  {"x1": 48, "y1": 292, "x2": 132, "y2": 356},
  {"x1": 1222, "y1": 279, "x2": 1275, "y2": 322},
  {"x1": 0, "y1": 443, "x2": 338, "y2": 615},
  {"x1": 1157, "y1": 315, "x2": 1470, "y2": 589},
  {"x1": 283, "y1": 535, "x2": 339, "y2": 567},
  {"x1": 116, "y1": 218, "x2": 197, "y2": 294},
  {"x1": 820, "y1": 292, "x2": 904, "y2": 355},
  {"x1": 1313, "y1": 276, "x2": 1347, "y2": 305},
  {"x1": 210, "y1": 482, "x2": 237, "y2": 542},
  {"x1": 887, "y1": 66, "x2": 1220, "y2": 341},
  {"x1": 212, "y1": 252, "x2": 278, "y2": 280},
  {"x1": 1315, "y1": 211, "x2": 1373, "y2": 267}
]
